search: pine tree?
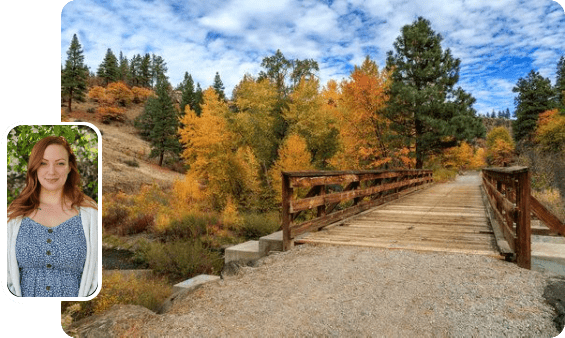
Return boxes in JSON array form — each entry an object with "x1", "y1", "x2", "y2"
[
  {"x1": 130, "y1": 54, "x2": 142, "y2": 87},
  {"x1": 140, "y1": 54, "x2": 152, "y2": 88},
  {"x1": 512, "y1": 70, "x2": 555, "y2": 143},
  {"x1": 555, "y1": 56, "x2": 565, "y2": 110},
  {"x1": 151, "y1": 54, "x2": 168, "y2": 87},
  {"x1": 179, "y1": 72, "x2": 196, "y2": 116},
  {"x1": 61, "y1": 34, "x2": 88, "y2": 112},
  {"x1": 213, "y1": 72, "x2": 226, "y2": 101},
  {"x1": 97, "y1": 48, "x2": 119, "y2": 86},
  {"x1": 118, "y1": 51, "x2": 130, "y2": 83},
  {"x1": 134, "y1": 76, "x2": 180, "y2": 166},
  {"x1": 194, "y1": 83, "x2": 203, "y2": 116},
  {"x1": 385, "y1": 17, "x2": 485, "y2": 168}
]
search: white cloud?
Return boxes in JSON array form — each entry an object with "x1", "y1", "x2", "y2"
[{"x1": 61, "y1": 0, "x2": 565, "y2": 114}]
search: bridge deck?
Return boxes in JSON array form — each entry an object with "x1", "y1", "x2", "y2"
[{"x1": 296, "y1": 172, "x2": 502, "y2": 257}]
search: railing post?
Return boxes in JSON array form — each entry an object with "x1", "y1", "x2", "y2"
[
  {"x1": 281, "y1": 172, "x2": 292, "y2": 251},
  {"x1": 515, "y1": 169, "x2": 531, "y2": 269}
]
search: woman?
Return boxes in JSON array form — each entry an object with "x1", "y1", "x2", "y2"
[{"x1": 7, "y1": 135, "x2": 98, "y2": 297}]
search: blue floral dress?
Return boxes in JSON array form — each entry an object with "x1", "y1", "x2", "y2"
[{"x1": 15, "y1": 214, "x2": 87, "y2": 297}]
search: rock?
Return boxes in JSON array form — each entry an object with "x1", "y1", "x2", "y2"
[
  {"x1": 543, "y1": 276, "x2": 565, "y2": 332},
  {"x1": 66, "y1": 304, "x2": 157, "y2": 337}
]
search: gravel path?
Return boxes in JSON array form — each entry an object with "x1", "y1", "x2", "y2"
[{"x1": 139, "y1": 244, "x2": 562, "y2": 337}]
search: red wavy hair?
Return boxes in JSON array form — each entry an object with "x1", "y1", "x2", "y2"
[{"x1": 8, "y1": 135, "x2": 96, "y2": 221}]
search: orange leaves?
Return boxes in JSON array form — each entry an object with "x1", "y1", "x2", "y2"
[
  {"x1": 131, "y1": 86, "x2": 156, "y2": 103},
  {"x1": 486, "y1": 127, "x2": 515, "y2": 166},
  {"x1": 442, "y1": 142, "x2": 484, "y2": 170},
  {"x1": 534, "y1": 109, "x2": 565, "y2": 152},
  {"x1": 331, "y1": 56, "x2": 394, "y2": 169}
]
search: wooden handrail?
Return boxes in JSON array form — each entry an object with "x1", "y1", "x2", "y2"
[
  {"x1": 482, "y1": 167, "x2": 531, "y2": 269},
  {"x1": 281, "y1": 169, "x2": 433, "y2": 250}
]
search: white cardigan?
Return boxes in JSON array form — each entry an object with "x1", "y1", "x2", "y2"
[{"x1": 7, "y1": 206, "x2": 98, "y2": 297}]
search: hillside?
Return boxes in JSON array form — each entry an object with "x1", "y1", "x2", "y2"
[{"x1": 62, "y1": 100, "x2": 184, "y2": 194}]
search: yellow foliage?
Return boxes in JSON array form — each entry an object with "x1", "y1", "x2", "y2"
[
  {"x1": 131, "y1": 86, "x2": 156, "y2": 103},
  {"x1": 486, "y1": 127, "x2": 515, "y2": 166},
  {"x1": 270, "y1": 133, "x2": 314, "y2": 202},
  {"x1": 329, "y1": 57, "x2": 395, "y2": 169},
  {"x1": 221, "y1": 197, "x2": 243, "y2": 230},
  {"x1": 178, "y1": 88, "x2": 261, "y2": 209},
  {"x1": 535, "y1": 109, "x2": 565, "y2": 152},
  {"x1": 106, "y1": 81, "x2": 134, "y2": 106}
]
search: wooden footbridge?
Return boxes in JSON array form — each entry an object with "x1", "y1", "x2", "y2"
[{"x1": 281, "y1": 168, "x2": 565, "y2": 270}]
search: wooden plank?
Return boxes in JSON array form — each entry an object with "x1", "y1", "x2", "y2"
[
  {"x1": 290, "y1": 177, "x2": 427, "y2": 213},
  {"x1": 515, "y1": 171, "x2": 531, "y2": 269},
  {"x1": 281, "y1": 173, "x2": 293, "y2": 251},
  {"x1": 530, "y1": 195, "x2": 565, "y2": 236}
]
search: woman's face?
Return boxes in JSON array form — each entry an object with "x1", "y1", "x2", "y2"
[{"x1": 36, "y1": 144, "x2": 71, "y2": 193}]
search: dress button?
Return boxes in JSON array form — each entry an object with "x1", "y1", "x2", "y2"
[
  {"x1": 48, "y1": 229, "x2": 53, "y2": 233},
  {"x1": 47, "y1": 238, "x2": 52, "y2": 243},
  {"x1": 46, "y1": 250, "x2": 51, "y2": 255},
  {"x1": 46, "y1": 286, "x2": 51, "y2": 291},
  {"x1": 46, "y1": 264, "x2": 52, "y2": 268}
]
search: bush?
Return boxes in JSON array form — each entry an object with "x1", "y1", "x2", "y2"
[
  {"x1": 123, "y1": 159, "x2": 140, "y2": 167},
  {"x1": 156, "y1": 213, "x2": 213, "y2": 241},
  {"x1": 107, "y1": 82, "x2": 134, "y2": 107},
  {"x1": 132, "y1": 86, "x2": 156, "y2": 104},
  {"x1": 97, "y1": 106, "x2": 126, "y2": 124},
  {"x1": 240, "y1": 212, "x2": 280, "y2": 239},
  {"x1": 139, "y1": 239, "x2": 223, "y2": 282},
  {"x1": 61, "y1": 271, "x2": 172, "y2": 323}
]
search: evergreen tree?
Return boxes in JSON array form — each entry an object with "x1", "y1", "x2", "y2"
[
  {"x1": 130, "y1": 54, "x2": 142, "y2": 87},
  {"x1": 61, "y1": 34, "x2": 88, "y2": 112},
  {"x1": 213, "y1": 72, "x2": 226, "y2": 101},
  {"x1": 555, "y1": 56, "x2": 565, "y2": 110},
  {"x1": 134, "y1": 76, "x2": 180, "y2": 166},
  {"x1": 118, "y1": 51, "x2": 130, "y2": 83},
  {"x1": 194, "y1": 83, "x2": 203, "y2": 116},
  {"x1": 179, "y1": 72, "x2": 197, "y2": 116},
  {"x1": 512, "y1": 70, "x2": 555, "y2": 143},
  {"x1": 140, "y1": 54, "x2": 152, "y2": 88},
  {"x1": 151, "y1": 54, "x2": 168, "y2": 87},
  {"x1": 97, "y1": 48, "x2": 119, "y2": 86},
  {"x1": 385, "y1": 17, "x2": 485, "y2": 168}
]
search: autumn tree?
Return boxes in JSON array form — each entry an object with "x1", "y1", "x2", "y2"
[
  {"x1": 534, "y1": 109, "x2": 565, "y2": 152},
  {"x1": 232, "y1": 75, "x2": 280, "y2": 173},
  {"x1": 486, "y1": 126, "x2": 515, "y2": 166},
  {"x1": 283, "y1": 78, "x2": 339, "y2": 169},
  {"x1": 386, "y1": 17, "x2": 485, "y2": 168},
  {"x1": 269, "y1": 133, "x2": 313, "y2": 202},
  {"x1": 135, "y1": 76, "x2": 180, "y2": 166},
  {"x1": 179, "y1": 88, "x2": 260, "y2": 210},
  {"x1": 61, "y1": 34, "x2": 88, "y2": 112},
  {"x1": 512, "y1": 70, "x2": 556, "y2": 143},
  {"x1": 331, "y1": 57, "x2": 398, "y2": 169}
]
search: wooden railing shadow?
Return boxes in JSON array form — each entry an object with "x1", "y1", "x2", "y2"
[
  {"x1": 482, "y1": 166, "x2": 565, "y2": 270},
  {"x1": 281, "y1": 170, "x2": 434, "y2": 251}
]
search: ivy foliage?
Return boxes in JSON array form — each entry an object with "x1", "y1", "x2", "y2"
[{"x1": 7, "y1": 125, "x2": 99, "y2": 205}]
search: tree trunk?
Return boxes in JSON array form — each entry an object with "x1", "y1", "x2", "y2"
[{"x1": 68, "y1": 88, "x2": 73, "y2": 112}]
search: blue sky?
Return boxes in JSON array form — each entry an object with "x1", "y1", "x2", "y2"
[{"x1": 61, "y1": 0, "x2": 565, "y2": 116}]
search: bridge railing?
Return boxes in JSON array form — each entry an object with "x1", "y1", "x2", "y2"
[
  {"x1": 482, "y1": 167, "x2": 531, "y2": 269},
  {"x1": 281, "y1": 169, "x2": 433, "y2": 251}
]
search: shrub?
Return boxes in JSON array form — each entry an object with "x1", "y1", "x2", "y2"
[
  {"x1": 88, "y1": 86, "x2": 106, "y2": 102},
  {"x1": 139, "y1": 239, "x2": 223, "y2": 282},
  {"x1": 107, "y1": 82, "x2": 134, "y2": 107},
  {"x1": 97, "y1": 106, "x2": 126, "y2": 124},
  {"x1": 132, "y1": 86, "x2": 156, "y2": 104},
  {"x1": 240, "y1": 212, "x2": 280, "y2": 239},
  {"x1": 123, "y1": 159, "x2": 140, "y2": 167},
  {"x1": 61, "y1": 271, "x2": 172, "y2": 323}
]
